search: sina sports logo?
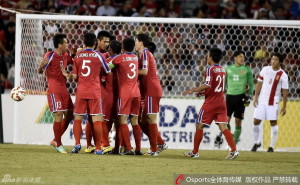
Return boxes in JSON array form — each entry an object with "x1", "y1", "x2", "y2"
[{"x1": 175, "y1": 174, "x2": 185, "y2": 185}]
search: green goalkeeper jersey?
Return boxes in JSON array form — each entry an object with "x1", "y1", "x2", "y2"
[{"x1": 225, "y1": 64, "x2": 254, "y2": 96}]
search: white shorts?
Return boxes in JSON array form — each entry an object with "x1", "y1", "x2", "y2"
[{"x1": 253, "y1": 103, "x2": 279, "y2": 121}]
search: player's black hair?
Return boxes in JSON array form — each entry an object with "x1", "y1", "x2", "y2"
[
  {"x1": 272, "y1": 53, "x2": 285, "y2": 63},
  {"x1": 84, "y1": 32, "x2": 96, "y2": 47},
  {"x1": 122, "y1": 37, "x2": 135, "y2": 52},
  {"x1": 110, "y1": 40, "x2": 122, "y2": 54},
  {"x1": 136, "y1": 33, "x2": 150, "y2": 47},
  {"x1": 147, "y1": 41, "x2": 156, "y2": 54},
  {"x1": 232, "y1": 50, "x2": 245, "y2": 58},
  {"x1": 97, "y1": 30, "x2": 111, "y2": 41},
  {"x1": 53, "y1": 33, "x2": 67, "y2": 48},
  {"x1": 209, "y1": 47, "x2": 223, "y2": 63}
]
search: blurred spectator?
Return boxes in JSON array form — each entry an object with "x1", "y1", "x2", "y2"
[
  {"x1": 203, "y1": 0, "x2": 220, "y2": 18},
  {"x1": 0, "y1": 22, "x2": 15, "y2": 78},
  {"x1": 181, "y1": 0, "x2": 202, "y2": 17},
  {"x1": 163, "y1": 0, "x2": 181, "y2": 18},
  {"x1": 193, "y1": 5, "x2": 208, "y2": 18},
  {"x1": 131, "y1": 4, "x2": 151, "y2": 17},
  {"x1": 145, "y1": 0, "x2": 158, "y2": 14},
  {"x1": 116, "y1": 0, "x2": 135, "y2": 16},
  {"x1": 0, "y1": 0, "x2": 16, "y2": 24},
  {"x1": 58, "y1": 0, "x2": 80, "y2": 14},
  {"x1": 0, "y1": 73, "x2": 12, "y2": 93},
  {"x1": 7, "y1": 64, "x2": 14, "y2": 88},
  {"x1": 274, "y1": 6, "x2": 287, "y2": 19},
  {"x1": 76, "y1": 0, "x2": 100, "y2": 15},
  {"x1": 96, "y1": 0, "x2": 116, "y2": 16},
  {"x1": 253, "y1": 0, "x2": 275, "y2": 19}
]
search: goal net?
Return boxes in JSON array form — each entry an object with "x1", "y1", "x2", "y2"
[{"x1": 14, "y1": 14, "x2": 300, "y2": 151}]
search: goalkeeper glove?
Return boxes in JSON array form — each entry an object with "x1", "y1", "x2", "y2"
[{"x1": 242, "y1": 95, "x2": 251, "y2": 107}]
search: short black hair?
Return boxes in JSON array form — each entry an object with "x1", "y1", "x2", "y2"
[
  {"x1": 136, "y1": 33, "x2": 150, "y2": 47},
  {"x1": 147, "y1": 41, "x2": 156, "y2": 54},
  {"x1": 232, "y1": 50, "x2": 245, "y2": 58},
  {"x1": 97, "y1": 30, "x2": 111, "y2": 41},
  {"x1": 84, "y1": 32, "x2": 96, "y2": 47},
  {"x1": 272, "y1": 53, "x2": 285, "y2": 63},
  {"x1": 110, "y1": 40, "x2": 122, "y2": 54},
  {"x1": 53, "y1": 33, "x2": 67, "y2": 48},
  {"x1": 209, "y1": 47, "x2": 223, "y2": 63},
  {"x1": 122, "y1": 37, "x2": 135, "y2": 52}
]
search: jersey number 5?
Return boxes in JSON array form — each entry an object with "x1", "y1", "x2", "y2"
[
  {"x1": 215, "y1": 75, "x2": 225, "y2": 92},
  {"x1": 127, "y1": 63, "x2": 136, "y2": 79},
  {"x1": 81, "y1": 60, "x2": 91, "y2": 77}
]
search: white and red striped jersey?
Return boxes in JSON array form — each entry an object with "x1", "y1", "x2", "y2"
[{"x1": 257, "y1": 66, "x2": 288, "y2": 105}]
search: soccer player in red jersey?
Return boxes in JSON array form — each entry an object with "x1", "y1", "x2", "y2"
[
  {"x1": 38, "y1": 33, "x2": 73, "y2": 153},
  {"x1": 183, "y1": 48, "x2": 239, "y2": 159},
  {"x1": 102, "y1": 40, "x2": 123, "y2": 154},
  {"x1": 135, "y1": 34, "x2": 167, "y2": 156},
  {"x1": 111, "y1": 37, "x2": 141, "y2": 155},
  {"x1": 66, "y1": 32, "x2": 111, "y2": 154},
  {"x1": 84, "y1": 30, "x2": 112, "y2": 153}
]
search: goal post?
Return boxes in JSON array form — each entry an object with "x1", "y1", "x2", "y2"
[{"x1": 14, "y1": 14, "x2": 300, "y2": 151}]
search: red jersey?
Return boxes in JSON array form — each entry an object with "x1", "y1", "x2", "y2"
[
  {"x1": 139, "y1": 49, "x2": 162, "y2": 97},
  {"x1": 105, "y1": 55, "x2": 119, "y2": 94},
  {"x1": 112, "y1": 53, "x2": 140, "y2": 99},
  {"x1": 203, "y1": 64, "x2": 226, "y2": 107},
  {"x1": 72, "y1": 49, "x2": 110, "y2": 99},
  {"x1": 43, "y1": 51, "x2": 73, "y2": 94}
]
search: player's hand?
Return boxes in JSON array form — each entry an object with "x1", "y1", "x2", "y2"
[
  {"x1": 183, "y1": 89, "x2": 193, "y2": 96},
  {"x1": 76, "y1": 47, "x2": 83, "y2": 54},
  {"x1": 242, "y1": 95, "x2": 251, "y2": 107},
  {"x1": 253, "y1": 99, "x2": 258, "y2": 107},
  {"x1": 60, "y1": 63, "x2": 69, "y2": 77},
  {"x1": 280, "y1": 107, "x2": 286, "y2": 116},
  {"x1": 196, "y1": 90, "x2": 205, "y2": 98}
]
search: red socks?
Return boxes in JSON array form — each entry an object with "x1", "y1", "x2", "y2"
[
  {"x1": 93, "y1": 121, "x2": 103, "y2": 150},
  {"x1": 148, "y1": 124, "x2": 159, "y2": 152},
  {"x1": 102, "y1": 121, "x2": 110, "y2": 147},
  {"x1": 222, "y1": 129, "x2": 236, "y2": 152},
  {"x1": 132, "y1": 125, "x2": 142, "y2": 152},
  {"x1": 119, "y1": 124, "x2": 132, "y2": 151},
  {"x1": 192, "y1": 129, "x2": 203, "y2": 154},
  {"x1": 85, "y1": 122, "x2": 93, "y2": 147},
  {"x1": 73, "y1": 120, "x2": 82, "y2": 145},
  {"x1": 53, "y1": 121, "x2": 62, "y2": 147}
]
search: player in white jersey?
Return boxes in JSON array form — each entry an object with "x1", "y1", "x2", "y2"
[{"x1": 251, "y1": 53, "x2": 289, "y2": 152}]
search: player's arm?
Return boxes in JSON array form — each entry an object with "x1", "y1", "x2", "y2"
[
  {"x1": 60, "y1": 63, "x2": 74, "y2": 78},
  {"x1": 139, "y1": 52, "x2": 148, "y2": 75},
  {"x1": 139, "y1": 69, "x2": 148, "y2": 75},
  {"x1": 183, "y1": 84, "x2": 210, "y2": 96},
  {"x1": 281, "y1": 88, "x2": 288, "y2": 116},
  {"x1": 253, "y1": 81, "x2": 262, "y2": 107},
  {"x1": 38, "y1": 57, "x2": 49, "y2": 74},
  {"x1": 247, "y1": 67, "x2": 255, "y2": 97}
]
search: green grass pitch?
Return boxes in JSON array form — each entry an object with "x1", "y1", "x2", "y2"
[{"x1": 0, "y1": 144, "x2": 299, "y2": 185}]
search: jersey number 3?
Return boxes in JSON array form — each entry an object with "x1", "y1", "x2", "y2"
[
  {"x1": 215, "y1": 75, "x2": 225, "y2": 92},
  {"x1": 127, "y1": 63, "x2": 136, "y2": 79}
]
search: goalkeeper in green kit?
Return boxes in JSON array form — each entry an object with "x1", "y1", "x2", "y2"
[{"x1": 215, "y1": 50, "x2": 254, "y2": 147}]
